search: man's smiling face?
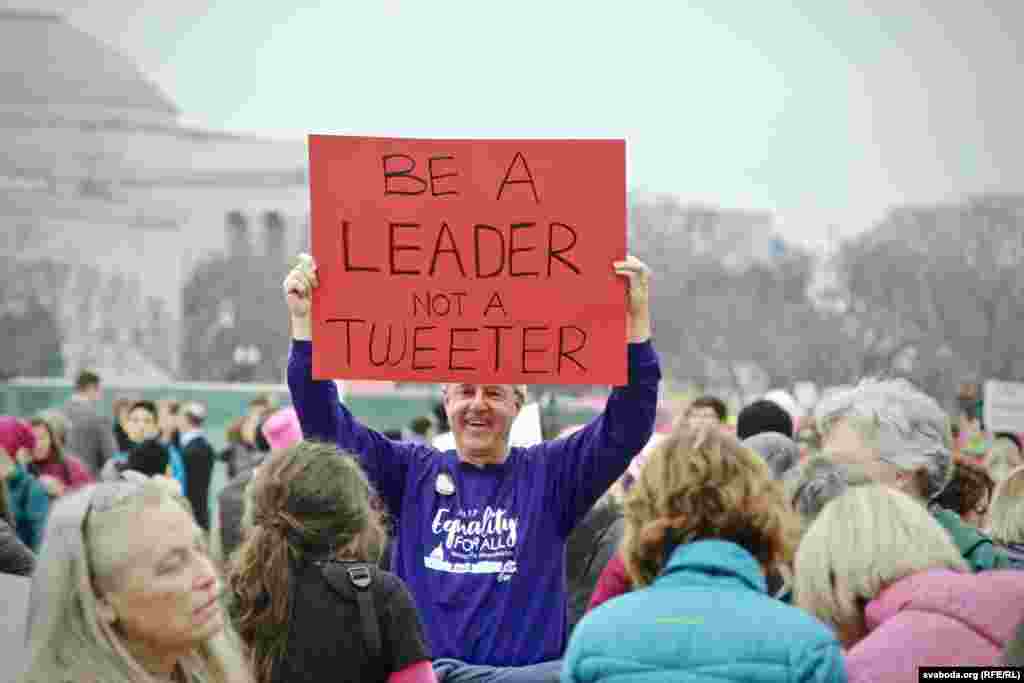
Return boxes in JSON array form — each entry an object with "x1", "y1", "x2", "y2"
[{"x1": 444, "y1": 384, "x2": 521, "y2": 466}]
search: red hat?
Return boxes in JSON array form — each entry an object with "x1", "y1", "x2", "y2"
[{"x1": 0, "y1": 416, "x2": 36, "y2": 456}]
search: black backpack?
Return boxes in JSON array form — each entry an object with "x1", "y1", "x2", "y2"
[
  {"x1": 272, "y1": 560, "x2": 382, "y2": 683},
  {"x1": 320, "y1": 561, "x2": 381, "y2": 659}
]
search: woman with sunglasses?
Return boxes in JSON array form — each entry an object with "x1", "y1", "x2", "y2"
[{"x1": 18, "y1": 473, "x2": 250, "y2": 683}]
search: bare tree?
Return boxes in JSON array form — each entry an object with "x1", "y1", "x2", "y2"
[
  {"x1": 830, "y1": 195, "x2": 1024, "y2": 403},
  {"x1": 0, "y1": 254, "x2": 176, "y2": 379},
  {"x1": 628, "y1": 194, "x2": 834, "y2": 397},
  {"x1": 181, "y1": 235, "x2": 290, "y2": 383}
]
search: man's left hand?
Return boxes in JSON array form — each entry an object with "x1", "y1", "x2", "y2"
[{"x1": 614, "y1": 255, "x2": 652, "y2": 343}]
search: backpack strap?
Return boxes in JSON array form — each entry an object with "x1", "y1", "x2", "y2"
[{"x1": 321, "y1": 562, "x2": 382, "y2": 660}]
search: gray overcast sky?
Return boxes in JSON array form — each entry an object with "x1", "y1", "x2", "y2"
[{"x1": 27, "y1": 1, "x2": 1024, "y2": 250}]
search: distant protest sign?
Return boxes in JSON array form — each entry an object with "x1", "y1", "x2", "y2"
[
  {"x1": 308, "y1": 135, "x2": 627, "y2": 384},
  {"x1": 983, "y1": 380, "x2": 1024, "y2": 434}
]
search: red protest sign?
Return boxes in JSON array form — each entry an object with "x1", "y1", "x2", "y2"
[{"x1": 308, "y1": 135, "x2": 627, "y2": 385}]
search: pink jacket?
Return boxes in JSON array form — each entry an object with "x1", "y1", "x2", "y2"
[
  {"x1": 587, "y1": 552, "x2": 632, "y2": 612},
  {"x1": 847, "y1": 569, "x2": 1024, "y2": 682},
  {"x1": 32, "y1": 454, "x2": 95, "y2": 493}
]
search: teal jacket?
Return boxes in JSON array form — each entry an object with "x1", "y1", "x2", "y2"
[
  {"x1": 166, "y1": 443, "x2": 187, "y2": 495},
  {"x1": 932, "y1": 507, "x2": 1011, "y2": 571},
  {"x1": 6, "y1": 464, "x2": 50, "y2": 551},
  {"x1": 563, "y1": 540, "x2": 846, "y2": 683}
]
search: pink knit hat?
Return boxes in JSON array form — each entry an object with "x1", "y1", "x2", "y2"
[
  {"x1": 260, "y1": 407, "x2": 303, "y2": 451},
  {"x1": 0, "y1": 416, "x2": 36, "y2": 456}
]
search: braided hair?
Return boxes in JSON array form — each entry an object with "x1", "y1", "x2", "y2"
[{"x1": 227, "y1": 441, "x2": 383, "y2": 683}]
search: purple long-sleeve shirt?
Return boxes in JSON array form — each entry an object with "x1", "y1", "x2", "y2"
[{"x1": 288, "y1": 339, "x2": 660, "y2": 667}]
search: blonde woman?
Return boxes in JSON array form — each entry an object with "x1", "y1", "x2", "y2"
[
  {"x1": 987, "y1": 466, "x2": 1024, "y2": 568},
  {"x1": 18, "y1": 473, "x2": 250, "y2": 683},
  {"x1": 564, "y1": 425, "x2": 844, "y2": 683},
  {"x1": 795, "y1": 485, "x2": 1024, "y2": 682}
]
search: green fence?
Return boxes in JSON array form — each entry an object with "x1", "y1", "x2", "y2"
[
  {"x1": 2, "y1": 378, "x2": 602, "y2": 525},
  {"x1": 0, "y1": 379, "x2": 602, "y2": 452},
  {"x1": 0, "y1": 378, "x2": 444, "y2": 452}
]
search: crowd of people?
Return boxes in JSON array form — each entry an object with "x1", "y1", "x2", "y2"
[
  {"x1": 0, "y1": 372, "x2": 297, "y2": 567},
  {"x1": 2, "y1": 252, "x2": 1024, "y2": 683}
]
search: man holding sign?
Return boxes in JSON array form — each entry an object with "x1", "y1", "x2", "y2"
[
  {"x1": 285, "y1": 249, "x2": 657, "y2": 681},
  {"x1": 286, "y1": 135, "x2": 659, "y2": 682},
  {"x1": 306, "y1": 136, "x2": 633, "y2": 386}
]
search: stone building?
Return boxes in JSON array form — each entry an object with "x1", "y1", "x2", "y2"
[{"x1": 0, "y1": 9, "x2": 309, "y2": 381}]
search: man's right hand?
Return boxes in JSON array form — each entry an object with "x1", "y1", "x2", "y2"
[{"x1": 283, "y1": 253, "x2": 318, "y2": 340}]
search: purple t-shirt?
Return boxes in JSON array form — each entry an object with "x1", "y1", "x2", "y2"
[{"x1": 288, "y1": 340, "x2": 660, "y2": 667}]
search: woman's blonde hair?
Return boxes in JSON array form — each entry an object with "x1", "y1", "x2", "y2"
[
  {"x1": 988, "y1": 465, "x2": 1024, "y2": 545},
  {"x1": 20, "y1": 479, "x2": 251, "y2": 683},
  {"x1": 621, "y1": 423, "x2": 800, "y2": 588},
  {"x1": 794, "y1": 484, "x2": 968, "y2": 640}
]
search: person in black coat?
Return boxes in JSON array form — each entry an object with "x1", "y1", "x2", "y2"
[
  {"x1": 0, "y1": 517, "x2": 35, "y2": 577},
  {"x1": 179, "y1": 402, "x2": 215, "y2": 531},
  {"x1": 119, "y1": 400, "x2": 170, "y2": 478},
  {"x1": 565, "y1": 493, "x2": 624, "y2": 634},
  {"x1": 215, "y1": 409, "x2": 297, "y2": 566},
  {"x1": 216, "y1": 456, "x2": 263, "y2": 566},
  {"x1": 125, "y1": 439, "x2": 171, "y2": 478}
]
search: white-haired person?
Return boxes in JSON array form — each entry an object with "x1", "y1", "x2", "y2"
[
  {"x1": 16, "y1": 472, "x2": 250, "y2": 683},
  {"x1": 795, "y1": 485, "x2": 1024, "y2": 682},
  {"x1": 743, "y1": 431, "x2": 801, "y2": 481},
  {"x1": 987, "y1": 465, "x2": 1024, "y2": 568},
  {"x1": 783, "y1": 455, "x2": 873, "y2": 527},
  {"x1": 564, "y1": 425, "x2": 844, "y2": 683},
  {"x1": 813, "y1": 378, "x2": 1009, "y2": 571}
]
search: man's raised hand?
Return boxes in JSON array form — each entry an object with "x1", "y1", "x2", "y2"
[
  {"x1": 283, "y1": 253, "x2": 319, "y2": 319},
  {"x1": 283, "y1": 253, "x2": 318, "y2": 340},
  {"x1": 613, "y1": 254, "x2": 652, "y2": 343}
]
